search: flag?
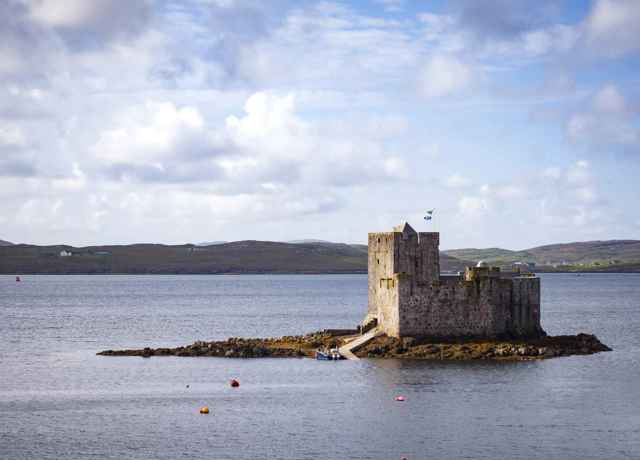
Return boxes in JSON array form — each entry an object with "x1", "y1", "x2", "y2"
[{"x1": 424, "y1": 209, "x2": 434, "y2": 221}]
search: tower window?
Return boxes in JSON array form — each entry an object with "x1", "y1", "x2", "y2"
[{"x1": 379, "y1": 278, "x2": 395, "y2": 289}]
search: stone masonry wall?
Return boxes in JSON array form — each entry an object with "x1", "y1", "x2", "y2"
[
  {"x1": 396, "y1": 275, "x2": 542, "y2": 338},
  {"x1": 368, "y1": 224, "x2": 543, "y2": 339},
  {"x1": 509, "y1": 277, "x2": 542, "y2": 336},
  {"x1": 416, "y1": 232, "x2": 440, "y2": 286},
  {"x1": 393, "y1": 231, "x2": 440, "y2": 287},
  {"x1": 368, "y1": 232, "x2": 400, "y2": 336}
]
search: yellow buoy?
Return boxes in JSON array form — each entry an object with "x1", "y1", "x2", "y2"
[{"x1": 199, "y1": 406, "x2": 210, "y2": 414}]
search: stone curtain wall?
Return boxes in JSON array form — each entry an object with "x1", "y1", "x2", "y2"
[{"x1": 398, "y1": 276, "x2": 542, "y2": 338}]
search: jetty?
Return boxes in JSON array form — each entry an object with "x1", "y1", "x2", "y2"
[{"x1": 338, "y1": 328, "x2": 383, "y2": 361}]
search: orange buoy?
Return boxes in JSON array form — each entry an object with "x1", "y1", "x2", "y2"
[
  {"x1": 395, "y1": 396, "x2": 405, "y2": 402},
  {"x1": 230, "y1": 379, "x2": 240, "y2": 388},
  {"x1": 199, "y1": 406, "x2": 209, "y2": 414}
]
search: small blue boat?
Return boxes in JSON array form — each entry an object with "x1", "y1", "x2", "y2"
[{"x1": 315, "y1": 348, "x2": 344, "y2": 360}]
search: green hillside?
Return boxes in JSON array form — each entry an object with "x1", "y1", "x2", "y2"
[
  {"x1": 527, "y1": 240, "x2": 640, "y2": 264},
  {"x1": 4, "y1": 238, "x2": 638, "y2": 274},
  {"x1": 444, "y1": 240, "x2": 640, "y2": 271},
  {"x1": 0, "y1": 241, "x2": 469, "y2": 274},
  {"x1": 443, "y1": 248, "x2": 531, "y2": 265}
]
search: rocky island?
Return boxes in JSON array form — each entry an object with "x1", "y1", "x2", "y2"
[
  {"x1": 98, "y1": 330, "x2": 610, "y2": 360},
  {"x1": 98, "y1": 224, "x2": 612, "y2": 361}
]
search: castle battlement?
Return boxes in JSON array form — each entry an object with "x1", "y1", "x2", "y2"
[{"x1": 367, "y1": 223, "x2": 544, "y2": 339}]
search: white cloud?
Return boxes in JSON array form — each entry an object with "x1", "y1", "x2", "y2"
[
  {"x1": 542, "y1": 167, "x2": 562, "y2": 180},
  {"x1": 0, "y1": 45, "x2": 27, "y2": 75},
  {"x1": 234, "y1": 3, "x2": 421, "y2": 91},
  {"x1": 86, "y1": 91, "x2": 409, "y2": 216},
  {"x1": 566, "y1": 160, "x2": 591, "y2": 185},
  {"x1": 0, "y1": 123, "x2": 26, "y2": 148},
  {"x1": 92, "y1": 102, "x2": 209, "y2": 165},
  {"x1": 585, "y1": 0, "x2": 640, "y2": 57},
  {"x1": 220, "y1": 92, "x2": 409, "y2": 187},
  {"x1": 494, "y1": 185, "x2": 525, "y2": 200},
  {"x1": 567, "y1": 85, "x2": 640, "y2": 149},
  {"x1": 444, "y1": 174, "x2": 472, "y2": 188},
  {"x1": 225, "y1": 92, "x2": 306, "y2": 160},
  {"x1": 457, "y1": 195, "x2": 490, "y2": 219},
  {"x1": 574, "y1": 186, "x2": 597, "y2": 204},
  {"x1": 52, "y1": 163, "x2": 87, "y2": 191},
  {"x1": 450, "y1": 160, "x2": 610, "y2": 247},
  {"x1": 593, "y1": 84, "x2": 626, "y2": 113},
  {"x1": 413, "y1": 0, "x2": 640, "y2": 62},
  {"x1": 199, "y1": 0, "x2": 237, "y2": 7},
  {"x1": 30, "y1": 0, "x2": 113, "y2": 28},
  {"x1": 374, "y1": 0, "x2": 404, "y2": 12},
  {"x1": 0, "y1": 0, "x2": 637, "y2": 247},
  {"x1": 28, "y1": 0, "x2": 153, "y2": 45},
  {"x1": 521, "y1": 25, "x2": 579, "y2": 56},
  {"x1": 418, "y1": 54, "x2": 475, "y2": 99},
  {"x1": 383, "y1": 157, "x2": 408, "y2": 178}
]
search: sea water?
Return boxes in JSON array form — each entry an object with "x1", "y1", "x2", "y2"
[{"x1": 1, "y1": 274, "x2": 639, "y2": 459}]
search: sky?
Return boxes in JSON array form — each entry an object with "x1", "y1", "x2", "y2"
[{"x1": 1, "y1": 0, "x2": 639, "y2": 249}]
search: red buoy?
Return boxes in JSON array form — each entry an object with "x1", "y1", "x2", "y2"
[
  {"x1": 230, "y1": 379, "x2": 240, "y2": 388},
  {"x1": 395, "y1": 396, "x2": 405, "y2": 402}
]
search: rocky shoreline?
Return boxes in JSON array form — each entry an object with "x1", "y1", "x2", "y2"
[
  {"x1": 355, "y1": 333, "x2": 610, "y2": 360},
  {"x1": 98, "y1": 331, "x2": 611, "y2": 361}
]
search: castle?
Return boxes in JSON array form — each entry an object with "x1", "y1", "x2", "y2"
[{"x1": 364, "y1": 223, "x2": 545, "y2": 339}]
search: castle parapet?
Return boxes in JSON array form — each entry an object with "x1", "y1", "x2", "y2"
[{"x1": 464, "y1": 266, "x2": 501, "y2": 282}]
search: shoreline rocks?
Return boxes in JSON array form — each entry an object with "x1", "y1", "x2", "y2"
[
  {"x1": 98, "y1": 332, "x2": 611, "y2": 361},
  {"x1": 354, "y1": 333, "x2": 611, "y2": 360},
  {"x1": 98, "y1": 332, "x2": 340, "y2": 359}
]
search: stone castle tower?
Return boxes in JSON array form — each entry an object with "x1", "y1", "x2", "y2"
[{"x1": 366, "y1": 222, "x2": 544, "y2": 339}]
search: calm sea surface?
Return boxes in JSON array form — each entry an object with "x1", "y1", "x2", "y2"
[{"x1": 1, "y1": 274, "x2": 639, "y2": 460}]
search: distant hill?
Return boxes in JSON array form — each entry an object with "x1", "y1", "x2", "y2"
[
  {"x1": 526, "y1": 240, "x2": 640, "y2": 264},
  {"x1": 439, "y1": 253, "x2": 471, "y2": 273},
  {"x1": 0, "y1": 241, "x2": 469, "y2": 274},
  {"x1": 444, "y1": 248, "x2": 532, "y2": 265},
  {"x1": 348, "y1": 244, "x2": 368, "y2": 254},
  {"x1": 3, "y1": 238, "x2": 638, "y2": 274},
  {"x1": 444, "y1": 240, "x2": 640, "y2": 271},
  {"x1": 0, "y1": 239, "x2": 13, "y2": 246}
]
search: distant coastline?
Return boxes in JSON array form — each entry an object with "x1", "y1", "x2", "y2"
[
  {"x1": 1, "y1": 239, "x2": 639, "y2": 275},
  {"x1": 4, "y1": 269, "x2": 640, "y2": 275}
]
